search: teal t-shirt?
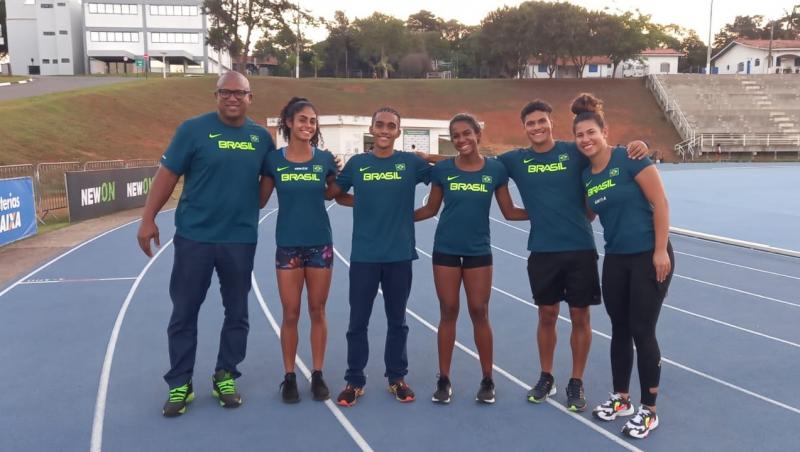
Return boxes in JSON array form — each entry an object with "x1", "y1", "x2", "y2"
[
  {"x1": 584, "y1": 147, "x2": 654, "y2": 254},
  {"x1": 336, "y1": 151, "x2": 431, "y2": 262},
  {"x1": 497, "y1": 141, "x2": 595, "y2": 252},
  {"x1": 265, "y1": 147, "x2": 336, "y2": 247},
  {"x1": 431, "y1": 158, "x2": 509, "y2": 256},
  {"x1": 161, "y1": 112, "x2": 275, "y2": 244}
]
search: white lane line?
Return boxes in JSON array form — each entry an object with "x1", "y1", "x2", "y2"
[
  {"x1": 486, "y1": 240, "x2": 800, "y2": 344},
  {"x1": 490, "y1": 216, "x2": 800, "y2": 309},
  {"x1": 591, "y1": 230, "x2": 800, "y2": 281},
  {"x1": 90, "y1": 238, "x2": 174, "y2": 452},
  {"x1": 485, "y1": 277, "x2": 800, "y2": 416},
  {"x1": 251, "y1": 275, "x2": 374, "y2": 452},
  {"x1": 20, "y1": 277, "x2": 138, "y2": 285},
  {"x1": 258, "y1": 206, "x2": 373, "y2": 451},
  {"x1": 333, "y1": 246, "x2": 642, "y2": 452},
  {"x1": 662, "y1": 304, "x2": 800, "y2": 349},
  {"x1": 0, "y1": 210, "x2": 176, "y2": 299}
]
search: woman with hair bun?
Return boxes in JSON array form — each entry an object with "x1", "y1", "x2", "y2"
[
  {"x1": 260, "y1": 97, "x2": 338, "y2": 404},
  {"x1": 571, "y1": 93, "x2": 674, "y2": 439}
]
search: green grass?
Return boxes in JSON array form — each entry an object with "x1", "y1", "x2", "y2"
[
  {"x1": 0, "y1": 76, "x2": 682, "y2": 163},
  {"x1": 0, "y1": 76, "x2": 30, "y2": 83}
]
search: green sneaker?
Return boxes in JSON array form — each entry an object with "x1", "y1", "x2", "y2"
[
  {"x1": 162, "y1": 381, "x2": 195, "y2": 417},
  {"x1": 212, "y1": 370, "x2": 242, "y2": 408}
]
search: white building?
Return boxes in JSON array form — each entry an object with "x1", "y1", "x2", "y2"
[
  {"x1": 712, "y1": 39, "x2": 800, "y2": 75},
  {"x1": 84, "y1": 0, "x2": 230, "y2": 74},
  {"x1": 524, "y1": 49, "x2": 683, "y2": 79},
  {"x1": 6, "y1": 0, "x2": 85, "y2": 76},
  {"x1": 266, "y1": 115, "x2": 453, "y2": 155}
]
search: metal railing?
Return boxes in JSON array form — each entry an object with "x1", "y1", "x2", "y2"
[
  {"x1": 647, "y1": 74, "x2": 697, "y2": 144},
  {"x1": 0, "y1": 164, "x2": 35, "y2": 180},
  {"x1": 1, "y1": 159, "x2": 160, "y2": 222},
  {"x1": 676, "y1": 133, "x2": 800, "y2": 160},
  {"x1": 35, "y1": 161, "x2": 81, "y2": 218},
  {"x1": 84, "y1": 159, "x2": 125, "y2": 170}
]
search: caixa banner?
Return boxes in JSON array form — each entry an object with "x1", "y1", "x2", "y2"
[
  {"x1": 66, "y1": 166, "x2": 158, "y2": 222},
  {"x1": 0, "y1": 177, "x2": 38, "y2": 246}
]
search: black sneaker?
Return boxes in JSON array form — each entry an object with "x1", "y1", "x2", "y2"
[
  {"x1": 476, "y1": 377, "x2": 496, "y2": 404},
  {"x1": 431, "y1": 375, "x2": 453, "y2": 404},
  {"x1": 622, "y1": 406, "x2": 659, "y2": 439},
  {"x1": 336, "y1": 384, "x2": 364, "y2": 407},
  {"x1": 212, "y1": 370, "x2": 242, "y2": 408},
  {"x1": 280, "y1": 372, "x2": 300, "y2": 404},
  {"x1": 566, "y1": 378, "x2": 587, "y2": 412},
  {"x1": 526, "y1": 372, "x2": 556, "y2": 403},
  {"x1": 162, "y1": 381, "x2": 194, "y2": 417},
  {"x1": 310, "y1": 370, "x2": 330, "y2": 401},
  {"x1": 593, "y1": 393, "x2": 634, "y2": 421},
  {"x1": 388, "y1": 380, "x2": 416, "y2": 403}
]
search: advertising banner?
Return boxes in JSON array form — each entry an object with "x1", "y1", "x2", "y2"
[
  {"x1": 0, "y1": 177, "x2": 38, "y2": 246},
  {"x1": 66, "y1": 166, "x2": 157, "y2": 222}
]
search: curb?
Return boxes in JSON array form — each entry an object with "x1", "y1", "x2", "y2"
[{"x1": 0, "y1": 78, "x2": 35, "y2": 88}]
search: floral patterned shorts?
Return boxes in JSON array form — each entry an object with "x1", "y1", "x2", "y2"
[{"x1": 275, "y1": 245, "x2": 334, "y2": 269}]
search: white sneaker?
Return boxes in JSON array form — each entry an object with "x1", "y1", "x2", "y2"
[{"x1": 622, "y1": 405, "x2": 659, "y2": 439}]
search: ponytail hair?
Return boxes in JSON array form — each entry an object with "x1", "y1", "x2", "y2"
[{"x1": 278, "y1": 97, "x2": 323, "y2": 148}]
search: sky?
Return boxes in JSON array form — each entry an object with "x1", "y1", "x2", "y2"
[{"x1": 298, "y1": 0, "x2": 798, "y2": 44}]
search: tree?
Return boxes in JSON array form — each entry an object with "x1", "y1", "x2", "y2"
[
  {"x1": 203, "y1": 0, "x2": 296, "y2": 69},
  {"x1": 352, "y1": 13, "x2": 409, "y2": 78},
  {"x1": 406, "y1": 10, "x2": 442, "y2": 33},
  {"x1": 324, "y1": 11, "x2": 357, "y2": 77},
  {"x1": 594, "y1": 11, "x2": 655, "y2": 77},
  {"x1": 479, "y1": 5, "x2": 536, "y2": 78}
]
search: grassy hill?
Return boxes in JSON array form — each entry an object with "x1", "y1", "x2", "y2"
[{"x1": 0, "y1": 76, "x2": 681, "y2": 164}]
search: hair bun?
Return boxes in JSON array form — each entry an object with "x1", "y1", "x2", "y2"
[{"x1": 571, "y1": 93, "x2": 603, "y2": 116}]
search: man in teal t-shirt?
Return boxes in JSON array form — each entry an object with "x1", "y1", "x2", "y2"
[
  {"x1": 330, "y1": 107, "x2": 431, "y2": 407},
  {"x1": 137, "y1": 72, "x2": 275, "y2": 417}
]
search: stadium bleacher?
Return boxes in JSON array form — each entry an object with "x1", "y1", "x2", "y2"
[{"x1": 650, "y1": 74, "x2": 800, "y2": 160}]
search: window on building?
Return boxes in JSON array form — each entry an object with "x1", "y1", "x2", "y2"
[
  {"x1": 660, "y1": 62, "x2": 670, "y2": 73},
  {"x1": 776, "y1": 56, "x2": 781, "y2": 65},
  {"x1": 61, "y1": 58, "x2": 70, "y2": 63},
  {"x1": 795, "y1": 57, "x2": 800, "y2": 66},
  {"x1": 606, "y1": 64, "x2": 612, "y2": 68},
  {"x1": 115, "y1": 32, "x2": 123, "y2": 41},
  {"x1": 726, "y1": 65, "x2": 730, "y2": 70},
  {"x1": 158, "y1": 5, "x2": 167, "y2": 15},
  {"x1": 754, "y1": 58, "x2": 760, "y2": 67},
  {"x1": 43, "y1": 31, "x2": 56, "y2": 36},
  {"x1": 59, "y1": 30, "x2": 68, "y2": 35},
  {"x1": 151, "y1": 32, "x2": 199, "y2": 44},
  {"x1": 57, "y1": 2, "x2": 66, "y2": 5},
  {"x1": 99, "y1": 31, "x2": 108, "y2": 41},
  {"x1": 41, "y1": 3, "x2": 54, "y2": 8},
  {"x1": 90, "y1": 31, "x2": 99, "y2": 41},
  {"x1": 150, "y1": 4, "x2": 199, "y2": 16},
  {"x1": 537, "y1": 64, "x2": 547, "y2": 72},
  {"x1": 88, "y1": 3, "x2": 138, "y2": 15},
  {"x1": 588, "y1": 64, "x2": 598, "y2": 73},
  {"x1": 112, "y1": 4, "x2": 121, "y2": 14},
  {"x1": 737, "y1": 62, "x2": 745, "y2": 72},
  {"x1": 89, "y1": 3, "x2": 97, "y2": 13},
  {"x1": 121, "y1": 4, "x2": 130, "y2": 14},
  {"x1": 42, "y1": 59, "x2": 50, "y2": 64}
]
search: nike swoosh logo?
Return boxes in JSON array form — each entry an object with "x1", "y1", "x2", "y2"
[
  {"x1": 359, "y1": 167, "x2": 371, "y2": 172},
  {"x1": 523, "y1": 158, "x2": 534, "y2": 164},
  {"x1": 277, "y1": 166, "x2": 289, "y2": 172},
  {"x1": 209, "y1": 133, "x2": 222, "y2": 138},
  {"x1": 447, "y1": 175, "x2": 460, "y2": 181},
  {"x1": 585, "y1": 181, "x2": 592, "y2": 187}
]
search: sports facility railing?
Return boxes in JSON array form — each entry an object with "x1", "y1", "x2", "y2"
[
  {"x1": 647, "y1": 75, "x2": 697, "y2": 145},
  {"x1": 0, "y1": 164, "x2": 35, "y2": 180},
  {"x1": 676, "y1": 133, "x2": 800, "y2": 160},
  {"x1": 84, "y1": 160, "x2": 125, "y2": 170},
  {"x1": 0, "y1": 159, "x2": 160, "y2": 223},
  {"x1": 35, "y1": 161, "x2": 81, "y2": 219}
]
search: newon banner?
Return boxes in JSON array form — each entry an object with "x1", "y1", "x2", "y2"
[
  {"x1": 0, "y1": 177, "x2": 38, "y2": 246},
  {"x1": 66, "y1": 167, "x2": 157, "y2": 222}
]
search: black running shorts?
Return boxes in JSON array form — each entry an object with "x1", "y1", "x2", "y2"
[{"x1": 527, "y1": 249, "x2": 601, "y2": 307}]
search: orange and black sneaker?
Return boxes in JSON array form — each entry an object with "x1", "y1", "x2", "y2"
[
  {"x1": 336, "y1": 384, "x2": 364, "y2": 407},
  {"x1": 388, "y1": 380, "x2": 416, "y2": 403},
  {"x1": 622, "y1": 406, "x2": 659, "y2": 439}
]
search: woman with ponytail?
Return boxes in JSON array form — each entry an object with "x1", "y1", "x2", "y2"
[
  {"x1": 571, "y1": 93, "x2": 674, "y2": 439},
  {"x1": 260, "y1": 97, "x2": 338, "y2": 403}
]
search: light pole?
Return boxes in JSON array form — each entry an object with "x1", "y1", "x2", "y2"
[
  {"x1": 161, "y1": 52, "x2": 167, "y2": 79},
  {"x1": 295, "y1": 1, "x2": 301, "y2": 78},
  {"x1": 705, "y1": 0, "x2": 714, "y2": 75}
]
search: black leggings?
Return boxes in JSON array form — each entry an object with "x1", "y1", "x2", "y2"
[{"x1": 601, "y1": 243, "x2": 674, "y2": 406}]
